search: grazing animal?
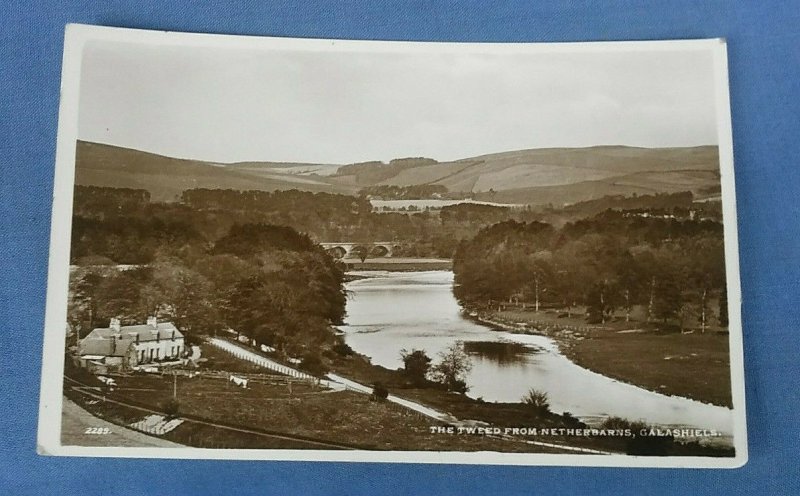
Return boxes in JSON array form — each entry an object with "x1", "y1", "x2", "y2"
[
  {"x1": 97, "y1": 376, "x2": 116, "y2": 387},
  {"x1": 229, "y1": 374, "x2": 248, "y2": 388}
]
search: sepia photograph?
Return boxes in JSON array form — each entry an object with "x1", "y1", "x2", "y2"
[{"x1": 38, "y1": 25, "x2": 745, "y2": 467}]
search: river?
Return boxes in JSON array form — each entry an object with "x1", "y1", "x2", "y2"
[{"x1": 338, "y1": 270, "x2": 733, "y2": 440}]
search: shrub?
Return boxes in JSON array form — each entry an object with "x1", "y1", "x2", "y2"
[
  {"x1": 299, "y1": 353, "x2": 328, "y2": 377},
  {"x1": 599, "y1": 416, "x2": 674, "y2": 456},
  {"x1": 399, "y1": 348, "x2": 432, "y2": 386},
  {"x1": 371, "y1": 382, "x2": 389, "y2": 401},
  {"x1": 599, "y1": 416, "x2": 648, "y2": 433},
  {"x1": 430, "y1": 343, "x2": 472, "y2": 393},
  {"x1": 161, "y1": 398, "x2": 181, "y2": 418},
  {"x1": 522, "y1": 388, "x2": 550, "y2": 415},
  {"x1": 333, "y1": 341, "x2": 354, "y2": 357}
]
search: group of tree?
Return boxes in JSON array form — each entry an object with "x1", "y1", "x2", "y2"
[
  {"x1": 453, "y1": 211, "x2": 728, "y2": 330},
  {"x1": 69, "y1": 217, "x2": 347, "y2": 356},
  {"x1": 400, "y1": 343, "x2": 473, "y2": 393},
  {"x1": 359, "y1": 184, "x2": 448, "y2": 200},
  {"x1": 72, "y1": 186, "x2": 716, "y2": 267}
]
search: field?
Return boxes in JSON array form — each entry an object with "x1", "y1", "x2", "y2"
[
  {"x1": 76, "y1": 140, "x2": 720, "y2": 206},
  {"x1": 327, "y1": 348, "x2": 734, "y2": 457},
  {"x1": 64, "y1": 360, "x2": 562, "y2": 452},
  {"x1": 490, "y1": 308, "x2": 732, "y2": 408}
]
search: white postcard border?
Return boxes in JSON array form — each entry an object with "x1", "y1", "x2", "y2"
[{"x1": 37, "y1": 24, "x2": 747, "y2": 468}]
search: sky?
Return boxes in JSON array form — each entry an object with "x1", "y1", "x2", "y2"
[{"x1": 77, "y1": 39, "x2": 719, "y2": 164}]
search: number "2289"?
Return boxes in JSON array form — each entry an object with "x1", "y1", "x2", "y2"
[{"x1": 84, "y1": 427, "x2": 110, "y2": 435}]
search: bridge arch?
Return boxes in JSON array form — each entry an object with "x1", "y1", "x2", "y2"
[
  {"x1": 325, "y1": 246, "x2": 348, "y2": 259},
  {"x1": 319, "y1": 241, "x2": 396, "y2": 259},
  {"x1": 369, "y1": 245, "x2": 390, "y2": 258}
]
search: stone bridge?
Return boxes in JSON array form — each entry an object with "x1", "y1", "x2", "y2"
[{"x1": 319, "y1": 241, "x2": 398, "y2": 259}]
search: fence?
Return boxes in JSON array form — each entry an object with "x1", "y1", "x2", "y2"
[
  {"x1": 197, "y1": 370, "x2": 318, "y2": 387},
  {"x1": 208, "y1": 338, "x2": 317, "y2": 380}
]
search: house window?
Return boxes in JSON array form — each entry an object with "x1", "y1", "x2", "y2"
[{"x1": 149, "y1": 349, "x2": 154, "y2": 361}]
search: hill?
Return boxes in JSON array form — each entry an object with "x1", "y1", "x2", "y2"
[
  {"x1": 74, "y1": 141, "x2": 719, "y2": 205},
  {"x1": 74, "y1": 141, "x2": 356, "y2": 202}
]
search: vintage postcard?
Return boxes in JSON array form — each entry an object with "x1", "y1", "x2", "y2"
[{"x1": 38, "y1": 25, "x2": 746, "y2": 467}]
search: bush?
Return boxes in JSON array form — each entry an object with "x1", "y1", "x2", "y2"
[
  {"x1": 399, "y1": 348, "x2": 432, "y2": 386},
  {"x1": 333, "y1": 341, "x2": 354, "y2": 357},
  {"x1": 161, "y1": 398, "x2": 180, "y2": 418},
  {"x1": 600, "y1": 416, "x2": 648, "y2": 433},
  {"x1": 522, "y1": 388, "x2": 550, "y2": 415},
  {"x1": 371, "y1": 382, "x2": 389, "y2": 401},
  {"x1": 299, "y1": 352, "x2": 329, "y2": 377},
  {"x1": 599, "y1": 416, "x2": 674, "y2": 456},
  {"x1": 430, "y1": 343, "x2": 472, "y2": 393}
]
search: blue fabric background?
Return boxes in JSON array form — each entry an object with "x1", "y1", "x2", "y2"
[{"x1": 2, "y1": 1, "x2": 798, "y2": 494}]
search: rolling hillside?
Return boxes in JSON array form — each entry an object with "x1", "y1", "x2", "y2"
[
  {"x1": 74, "y1": 141, "x2": 356, "y2": 202},
  {"x1": 74, "y1": 141, "x2": 719, "y2": 205}
]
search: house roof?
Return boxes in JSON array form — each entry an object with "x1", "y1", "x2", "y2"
[
  {"x1": 85, "y1": 321, "x2": 184, "y2": 343},
  {"x1": 80, "y1": 336, "x2": 136, "y2": 357}
]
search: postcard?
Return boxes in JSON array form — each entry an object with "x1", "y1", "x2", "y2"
[{"x1": 38, "y1": 24, "x2": 746, "y2": 467}]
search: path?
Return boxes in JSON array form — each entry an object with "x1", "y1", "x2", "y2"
[
  {"x1": 209, "y1": 339, "x2": 612, "y2": 454},
  {"x1": 61, "y1": 397, "x2": 183, "y2": 448},
  {"x1": 209, "y1": 338, "x2": 317, "y2": 379},
  {"x1": 210, "y1": 337, "x2": 456, "y2": 422}
]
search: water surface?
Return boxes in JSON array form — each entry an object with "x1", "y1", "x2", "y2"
[{"x1": 339, "y1": 270, "x2": 733, "y2": 438}]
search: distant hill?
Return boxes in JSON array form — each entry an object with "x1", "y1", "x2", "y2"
[
  {"x1": 74, "y1": 141, "x2": 356, "y2": 202},
  {"x1": 75, "y1": 141, "x2": 719, "y2": 205}
]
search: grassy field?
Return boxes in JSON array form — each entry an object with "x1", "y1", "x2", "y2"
[
  {"x1": 65, "y1": 365, "x2": 562, "y2": 453},
  {"x1": 64, "y1": 336, "x2": 734, "y2": 456},
  {"x1": 490, "y1": 308, "x2": 732, "y2": 408},
  {"x1": 327, "y1": 351, "x2": 733, "y2": 457}
]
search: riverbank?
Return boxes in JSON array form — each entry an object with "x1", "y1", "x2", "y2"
[
  {"x1": 342, "y1": 257, "x2": 452, "y2": 271},
  {"x1": 327, "y1": 349, "x2": 733, "y2": 457},
  {"x1": 471, "y1": 308, "x2": 733, "y2": 408}
]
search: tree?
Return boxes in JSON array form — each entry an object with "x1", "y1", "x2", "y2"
[
  {"x1": 652, "y1": 274, "x2": 683, "y2": 325},
  {"x1": 400, "y1": 348, "x2": 432, "y2": 386},
  {"x1": 431, "y1": 342, "x2": 472, "y2": 393},
  {"x1": 585, "y1": 279, "x2": 620, "y2": 324},
  {"x1": 299, "y1": 352, "x2": 328, "y2": 377},
  {"x1": 521, "y1": 389, "x2": 550, "y2": 415},
  {"x1": 140, "y1": 258, "x2": 219, "y2": 339},
  {"x1": 68, "y1": 269, "x2": 103, "y2": 332},
  {"x1": 371, "y1": 382, "x2": 389, "y2": 401}
]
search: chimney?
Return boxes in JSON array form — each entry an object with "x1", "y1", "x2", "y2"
[
  {"x1": 147, "y1": 316, "x2": 158, "y2": 328},
  {"x1": 109, "y1": 318, "x2": 121, "y2": 333}
]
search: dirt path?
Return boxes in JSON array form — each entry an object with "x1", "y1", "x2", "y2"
[
  {"x1": 212, "y1": 339, "x2": 611, "y2": 454},
  {"x1": 61, "y1": 397, "x2": 183, "y2": 448}
]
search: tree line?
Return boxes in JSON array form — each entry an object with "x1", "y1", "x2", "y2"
[
  {"x1": 453, "y1": 211, "x2": 728, "y2": 330},
  {"x1": 69, "y1": 218, "x2": 347, "y2": 359}
]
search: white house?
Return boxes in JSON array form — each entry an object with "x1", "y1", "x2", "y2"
[{"x1": 78, "y1": 317, "x2": 185, "y2": 371}]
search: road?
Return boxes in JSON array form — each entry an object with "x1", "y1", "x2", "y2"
[{"x1": 61, "y1": 397, "x2": 182, "y2": 448}]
